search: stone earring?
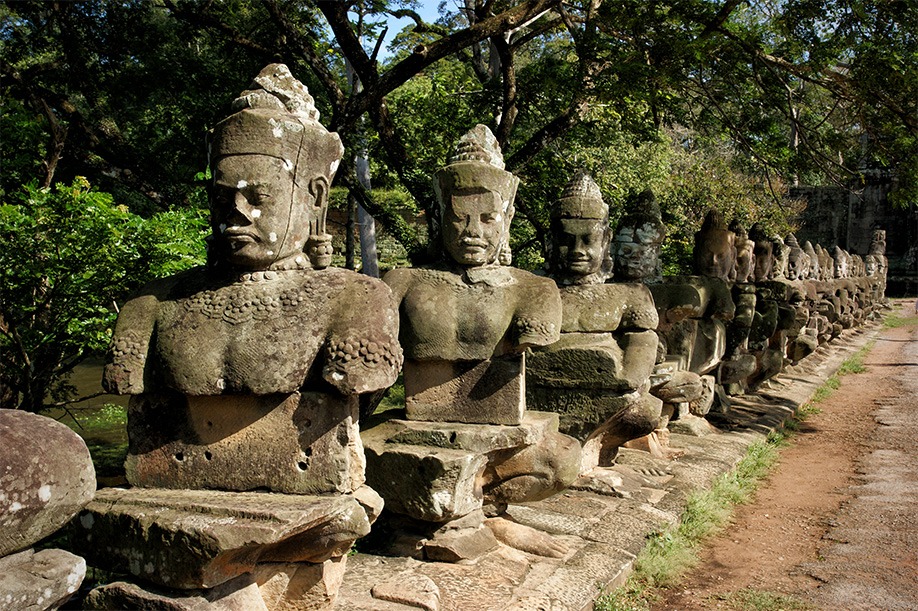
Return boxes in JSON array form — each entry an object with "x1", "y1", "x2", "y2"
[{"x1": 307, "y1": 233, "x2": 333, "y2": 269}]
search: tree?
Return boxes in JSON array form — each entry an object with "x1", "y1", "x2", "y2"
[{"x1": 0, "y1": 178, "x2": 207, "y2": 412}]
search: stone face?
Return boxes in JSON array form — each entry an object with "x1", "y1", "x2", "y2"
[
  {"x1": 126, "y1": 391, "x2": 365, "y2": 495},
  {"x1": 72, "y1": 487, "x2": 377, "y2": 589},
  {"x1": 403, "y1": 356, "x2": 524, "y2": 425},
  {"x1": 0, "y1": 548, "x2": 85, "y2": 611},
  {"x1": 693, "y1": 211, "x2": 736, "y2": 281},
  {"x1": 651, "y1": 371, "x2": 704, "y2": 404},
  {"x1": 613, "y1": 190, "x2": 666, "y2": 283},
  {"x1": 0, "y1": 409, "x2": 96, "y2": 557}
]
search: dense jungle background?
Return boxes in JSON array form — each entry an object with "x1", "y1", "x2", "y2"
[{"x1": 2, "y1": 0, "x2": 916, "y2": 413}]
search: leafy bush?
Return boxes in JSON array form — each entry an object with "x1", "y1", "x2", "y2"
[{"x1": 0, "y1": 177, "x2": 207, "y2": 411}]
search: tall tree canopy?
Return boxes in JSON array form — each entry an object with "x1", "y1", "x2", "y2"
[{"x1": 2, "y1": 0, "x2": 915, "y2": 250}]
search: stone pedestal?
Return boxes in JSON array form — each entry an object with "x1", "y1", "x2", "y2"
[
  {"x1": 363, "y1": 411, "x2": 578, "y2": 561},
  {"x1": 126, "y1": 391, "x2": 364, "y2": 495},
  {"x1": 404, "y1": 356, "x2": 525, "y2": 425},
  {"x1": 72, "y1": 487, "x2": 381, "y2": 609}
]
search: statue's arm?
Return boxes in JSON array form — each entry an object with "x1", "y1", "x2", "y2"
[
  {"x1": 513, "y1": 275, "x2": 562, "y2": 350},
  {"x1": 102, "y1": 292, "x2": 159, "y2": 394},
  {"x1": 322, "y1": 277, "x2": 403, "y2": 395}
]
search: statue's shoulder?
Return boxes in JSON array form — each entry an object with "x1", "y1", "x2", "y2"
[
  {"x1": 507, "y1": 267, "x2": 557, "y2": 291},
  {"x1": 319, "y1": 267, "x2": 395, "y2": 302}
]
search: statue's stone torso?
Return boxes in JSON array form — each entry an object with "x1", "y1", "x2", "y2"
[
  {"x1": 558, "y1": 283, "x2": 658, "y2": 333},
  {"x1": 106, "y1": 267, "x2": 401, "y2": 397},
  {"x1": 385, "y1": 266, "x2": 561, "y2": 362}
]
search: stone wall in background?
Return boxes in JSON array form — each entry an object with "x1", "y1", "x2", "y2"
[{"x1": 790, "y1": 171, "x2": 918, "y2": 296}]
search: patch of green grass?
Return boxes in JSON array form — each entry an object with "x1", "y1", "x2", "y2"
[
  {"x1": 837, "y1": 341, "x2": 874, "y2": 375},
  {"x1": 715, "y1": 587, "x2": 816, "y2": 610},
  {"x1": 595, "y1": 434, "x2": 785, "y2": 610},
  {"x1": 882, "y1": 313, "x2": 918, "y2": 328}
]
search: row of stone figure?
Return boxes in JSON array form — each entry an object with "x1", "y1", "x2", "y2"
[{"x1": 0, "y1": 65, "x2": 887, "y2": 610}]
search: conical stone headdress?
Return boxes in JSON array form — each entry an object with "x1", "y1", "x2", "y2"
[
  {"x1": 552, "y1": 170, "x2": 607, "y2": 221},
  {"x1": 208, "y1": 64, "x2": 344, "y2": 268}
]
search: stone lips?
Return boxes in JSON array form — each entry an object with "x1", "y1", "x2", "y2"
[{"x1": 0, "y1": 409, "x2": 96, "y2": 557}]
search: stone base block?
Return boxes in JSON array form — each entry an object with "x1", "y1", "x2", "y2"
[
  {"x1": 255, "y1": 557, "x2": 347, "y2": 611},
  {"x1": 71, "y1": 486, "x2": 378, "y2": 589},
  {"x1": 363, "y1": 412, "x2": 563, "y2": 522},
  {"x1": 0, "y1": 548, "x2": 85, "y2": 610},
  {"x1": 363, "y1": 441, "x2": 487, "y2": 523},
  {"x1": 86, "y1": 574, "x2": 267, "y2": 611},
  {"x1": 404, "y1": 356, "x2": 524, "y2": 425},
  {"x1": 126, "y1": 391, "x2": 364, "y2": 495}
]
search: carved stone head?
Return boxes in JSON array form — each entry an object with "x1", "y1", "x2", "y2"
[
  {"x1": 749, "y1": 223, "x2": 773, "y2": 282},
  {"x1": 803, "y1": 241, "x2": 820, "y2": 280},
  {"x1": 693, "y1": 210, "x2": 736, "y2": 281},
  {"x1": 869, "y1": 229, "x2": 887, "y2": 256},
  {"x1": 434, "y1": 125, "x2": 519, "y2": 268},
  {"x1": 834, "y1": 246, "x2": 850, "y2": 278},
  {"x1": 613, "y1": 189, "x2": 665, "y2": 283},
  {"x1": 785, "y1": 234, "x2": 809, "y2": 280},
  {"x1": 547, "y1": 171, "x2": 611, "y2": 285},
  {"x1": 729, "y1": 220, "x2": 755, "y2": 283},
  {"x1": 771, "y1": 237, "x2": 789, "y2": 280},
  {"x1": 207, "y1": 64, "x2": 344, "y2": 272}
]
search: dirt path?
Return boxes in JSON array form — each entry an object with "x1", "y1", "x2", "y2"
[{"x1": 655, "y1": 300, "x2": 918, "y2": 610}]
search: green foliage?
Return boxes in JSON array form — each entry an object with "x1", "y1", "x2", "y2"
[
  {"x1": 0, "y1": 177, "x2": 206, "y2": 411},
  {"x1": 715, "y1": 588, "x2": 816, "y2": 610}
]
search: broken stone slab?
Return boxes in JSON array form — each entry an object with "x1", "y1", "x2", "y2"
[
  {"x1": 71, "y1": 486, "x2": 380, "y2": 589},
  {"x1": 651, "y1": 370, "x2": 704, "y2": 404},
  {"x1": 687, "y1": 374, "x2": 716, "y2": 416},
  {"x1": 668, "y1": 413, "x2": 717, "y2": 437},
  {"x1": 363, "y1": 441, "x2": 487, "y2": 523},
  {"x1": 85, "y1": 574, "x2": 267, "y2": 611},
  {"x1": 403, "y1": 356, "x2": 524, "y2": 425},
  {"x1": 255, "y1": 558, "x2": 347, "y2": 611},
  {"x1": 371, "y1": 572, "x2": 440, "y2": 611},
  {"x1": 0, "y1": 409, "x2": 96, "y2": 557},
  {"x1": 422, "y1": 522, "x2": 499, "y2": 563},
  {"x1": 364, "y1": 411, "x2": 558, "y2": 454},
  {"x1": 126, "y1": 391, "x2": 364, "y2": 495},
  {"x1": 0, "y1": 548, "x2": 85, "y2": 611}
]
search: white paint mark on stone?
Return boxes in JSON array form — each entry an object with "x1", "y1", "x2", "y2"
[
  {"x1": 267, "y1": 250, "x2": 274, "y2": 256},
  {"x1": 284, "y1": 159, "x2": 294, "y2": 172},
  {"x1": 216, "y1": 378, "x2": 226, "y2": 390},
  {"x1": 38, "y1": 485, "x2": 51, "y2": 502},
  {"x1": 9, "y1": 501, "x2": 21, "y2": 512},
  {"x1": 252, "y1": 209, "x2": 262, "y2": 218},
  {"x1": 331, "y1": 372, "x2": 345, "y2": 382},
  {"x1": 329, "y1": 159, "x2": 340, "y2": 175},
  {"x1": 236, "y1": 180, "x2": 248, "y2": 189},
  {"x1": 295, "y1": 256, "x2": 305, "y2": 265},
  {"x1": 294, "y1": 241, "x2": 301, "y2": 249},
  {"x1": 269, "y1": 232, "x2": 278, "y2": 243}
]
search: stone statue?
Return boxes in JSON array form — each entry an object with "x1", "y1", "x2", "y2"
[
  {"x1": 749, "y1": 223, "x2": 774, "y2": 282},
  {"x1": 694, "y1": 210, "x2": 737, "y2": 281},
  {"x1": 771, "y1": 237, "x2": 790, "y2": 280},
  {"x1": 785, "y1": 234, "x2": 810, "y2": 281},
  {"x1": 366, "y1": 126, "x2": 579, "y2": 562},
  {"x1": 613, "y1": 189, "x2": 666, "y2": 283},
  {"x1": 528, "y1": 172, "x2": 661, "y2": 469},
  {"x1": 729, "y1": 220, "x2": 756, "y2": 283},
  {"x1": 76, "y1": 64, "x2": 402, "y2": 610}
]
